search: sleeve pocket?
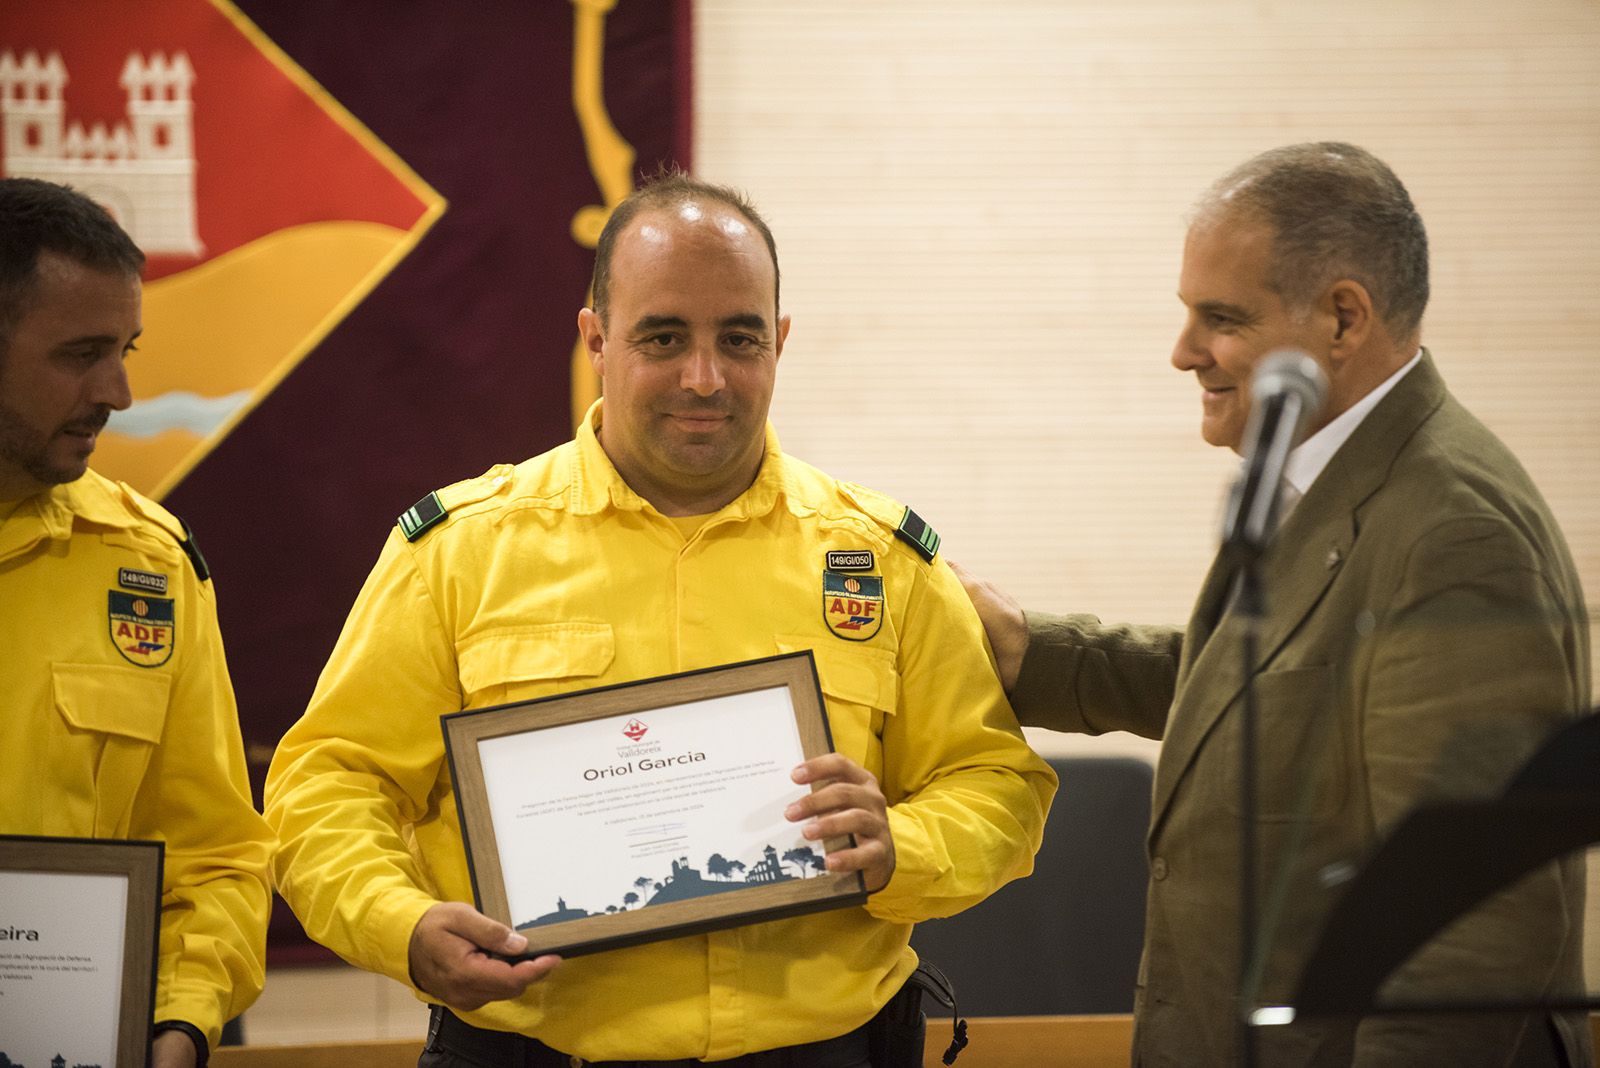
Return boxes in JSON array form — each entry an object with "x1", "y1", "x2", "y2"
[
  {"x1": 456, "y1": 622, "x2": 615, "y2": 704},
  {"x1": 52, "y1": 663, "x2": 172, "y2": 837}
]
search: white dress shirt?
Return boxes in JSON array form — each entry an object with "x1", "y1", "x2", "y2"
[{"x1": 1280, "y1": 349, "x2": 1423, "y2": 516}]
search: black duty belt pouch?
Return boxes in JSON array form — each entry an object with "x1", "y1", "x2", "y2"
[{"x1": 868, "y1": 959, "x2": 968, "y2": 1068}]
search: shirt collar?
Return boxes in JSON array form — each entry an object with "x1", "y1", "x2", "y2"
[
  {"x1": 0, "y1": 470, "x2": 135, "y2": 558},
  {"x1": 569, "y1": 400, "x2": 794, "y2": 520},
  {"x1": 1283, "y1": 349, "x2": 1422, "y2": 499}
]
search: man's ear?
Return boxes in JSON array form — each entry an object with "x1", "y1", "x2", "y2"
[
  {"x1": 775, "y1": 314, "x2": 792, "y2": 361},
  {"x1": 577, "y1": 308, "x2": 605, "y2": 374},
  {"x1": 1326, "y1": 280, "x2": 1374, "y2": 355}
]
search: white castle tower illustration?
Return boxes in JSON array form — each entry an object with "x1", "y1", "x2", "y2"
[{"x1": 0, "y1": 49, "x2": 202, "y2": 256}]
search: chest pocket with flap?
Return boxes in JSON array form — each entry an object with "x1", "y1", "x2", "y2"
[
  {"x1": 51, "y1": 663, "x2": 171, "y2": 838},
  {"x1": 456, "y1": 621, "x2": 616, "y2": 708},
  {"x1": 776, "y1": 635, "x2": 899, "y2": 785}
]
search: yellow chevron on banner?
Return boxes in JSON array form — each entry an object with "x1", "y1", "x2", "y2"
[
  {"x1": 120, "y1": 221, "x2": 416, "y2": 487},
  {"x1": 568, "y1": 0, "x2": 639, "y2": 429}
]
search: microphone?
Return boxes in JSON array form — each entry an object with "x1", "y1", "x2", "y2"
[{"x1": 1219, "y1": 349, "x2": 1328, "y2": 563}]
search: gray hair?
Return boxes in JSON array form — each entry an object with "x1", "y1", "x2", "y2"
[{"x1": 1196, "y1": 142, "x2": 1429, "y2": 341}]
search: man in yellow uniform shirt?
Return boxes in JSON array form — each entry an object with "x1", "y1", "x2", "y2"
[
  {"x1": 265, "y1": 172, "x2": 1055, "y2": 1066},
  {"x1": 0, "y1": 178, "x2": 273, "y2": 1066}
]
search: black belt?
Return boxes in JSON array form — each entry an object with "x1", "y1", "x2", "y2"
[{"x1": 426, "y1": 1005, "x2": 873, "y2": 1068}]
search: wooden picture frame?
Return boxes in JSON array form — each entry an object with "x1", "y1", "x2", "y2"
[
  {"x1": 443, "y1": 651, "x2": 867, "y2": 958},
  {"x1": 0, "y1": 835, "x2": 163, "y2": 1068}
]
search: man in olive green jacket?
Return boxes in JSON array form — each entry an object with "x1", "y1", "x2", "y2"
[{"x1": 960, "y1": 143, "x2": 1591, "y2": 1066}]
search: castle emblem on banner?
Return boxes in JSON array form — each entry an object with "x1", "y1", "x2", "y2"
[
  {"x1": 0, "y1": 0, "x2": 445, "y2": 499},
  {"x1": 0, "y1": 49, "x2": 202, "y2": 256}
]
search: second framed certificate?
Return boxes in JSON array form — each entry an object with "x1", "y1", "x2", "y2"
[
  {"x1": 0, "y1": 836, "x2": 163, "y2": 1068},
  {"x1": 443, "y1": 651, "x2": 868, "y2": 958}
]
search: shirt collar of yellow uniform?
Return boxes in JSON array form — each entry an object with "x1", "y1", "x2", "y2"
[
  {"x1": 570, "y1": 398, "x2": 807, "y2": 523},
  {"x1": 0, "y1": 467, "x2": 138, "y2": 561}
]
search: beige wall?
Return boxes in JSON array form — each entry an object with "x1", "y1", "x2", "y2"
[
  {"x1": 695, "y1": 0, "x2": 1600, "y2": 993},
  {"x1": 696, "y1": 0, "x2": 1599, "y2": 629}
]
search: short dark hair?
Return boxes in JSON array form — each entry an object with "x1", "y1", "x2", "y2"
[
  {"x1": 1197, "y1": 142, "x2": 1430, "y2": 341},
  {"x1": 590, "y1": 168, "x2": 779, "y2": 324},
  {"x1": 0, "y1": 177, "x2": 145, "y2": 348}
]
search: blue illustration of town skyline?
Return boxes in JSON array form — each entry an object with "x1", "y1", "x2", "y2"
[
  {"x1": 517, "y1": 842, "x2": 827, "y2": 930},
  {"x1": 0, "y1": 1050, "x2": 102, "y2": 1068}
]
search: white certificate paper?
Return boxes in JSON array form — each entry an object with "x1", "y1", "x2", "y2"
[
  {"x1": 0, "y1": 869, "x2": 128, "y2": 1068},
  {"x1": 477, "y1": 684, "x2": 821, "y2": 931}
]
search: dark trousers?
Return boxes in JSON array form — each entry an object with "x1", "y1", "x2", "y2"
[{"x1": 419, "y1": 1006, "x2": 875, "y2": 1068}]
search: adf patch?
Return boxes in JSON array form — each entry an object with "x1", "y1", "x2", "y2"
[
  {"x1": 824, "y1": 572, "x2": 885, "y2": 642},
  {"x1": 109, "y1": 591, "x2": 175, "y2": 668}
]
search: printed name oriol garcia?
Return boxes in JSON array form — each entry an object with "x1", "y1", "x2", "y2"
[{"x1": 584, "y1": 751, "x2": 708, "y2": 781}]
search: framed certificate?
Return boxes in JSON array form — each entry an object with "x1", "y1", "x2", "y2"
[
  {"x1": 0, "y1": 835, "x2": 163, "y2": 1068},
  {"x1": 443, "y1": 651, "x2": 868, "y2": 958}
]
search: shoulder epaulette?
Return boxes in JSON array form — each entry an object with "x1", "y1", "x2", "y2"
[
  {"x1": 116, "y1": 480, "x2": 211, "y2": 580},
  {"x1": 834, "y1": 481, "x2": 941, "y2": 565},
  {"x1": 894, "y1": 507, "x2": 941, "y2": 563},
  {"x1": 398, "y1": 466, "x2": 517, "y2": 542},
  {"x1": 174, "y1": 514, "x2": 211, "y2": 581},
  {"x1": 397, "y1": 491, "x2": 447, "y2": 542}
]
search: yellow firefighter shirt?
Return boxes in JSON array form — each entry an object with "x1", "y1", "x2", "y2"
[
  {"x1": 0, "y1": 469, "x2": 274, "y2": 1047},
  {"x1": 265, "y1": 410, "x2": 1054, "y2": 1060}
]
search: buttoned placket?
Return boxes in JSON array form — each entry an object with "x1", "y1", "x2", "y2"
[{"x1": 666, "y1": 506, "x2": 751, "y2": 1060}]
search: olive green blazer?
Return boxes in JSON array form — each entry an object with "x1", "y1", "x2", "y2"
[{"x1": 1012, "y1": 353, "x2": 1591, "y2": 1067}]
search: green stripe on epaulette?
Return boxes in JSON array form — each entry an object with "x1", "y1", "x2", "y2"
[
  {"x1": 175, "y1": 515, "x2": 210, "y2": 581},
  {"x1": 398, "y1": 492, "x2": 447, "y2": 542},
  {"x1": 895, "y1": 507, "x2": 941, "y2": 563}
]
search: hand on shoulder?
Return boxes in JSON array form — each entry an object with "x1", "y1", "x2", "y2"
[{"x1": 947, "y1": 559, "x2": 1027, "y2": 694}]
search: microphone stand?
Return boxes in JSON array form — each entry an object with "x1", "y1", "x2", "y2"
[
  {"x1": 1219, "y1": 394, "x2": 1298, "y2": 1068},
  {"x1": 1210, "y1": 351, "x2": 1328, "y2": 1065},
  {"x1": 1230, "y1": 557, "x2": 1266, "y2": 1068}
]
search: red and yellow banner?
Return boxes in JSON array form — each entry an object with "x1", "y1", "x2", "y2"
[{"x1": 2, "y1": 0, "x2": 444, "y2": 495}]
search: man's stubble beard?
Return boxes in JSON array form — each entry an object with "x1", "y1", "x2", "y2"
[{"x1": 0, "y1": 397, "x2": 105, "y2": 488}]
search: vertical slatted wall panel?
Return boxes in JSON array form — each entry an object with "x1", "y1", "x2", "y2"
[{"x1": 695, "y1": 0, "x2": 1600, "y2": 983}]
